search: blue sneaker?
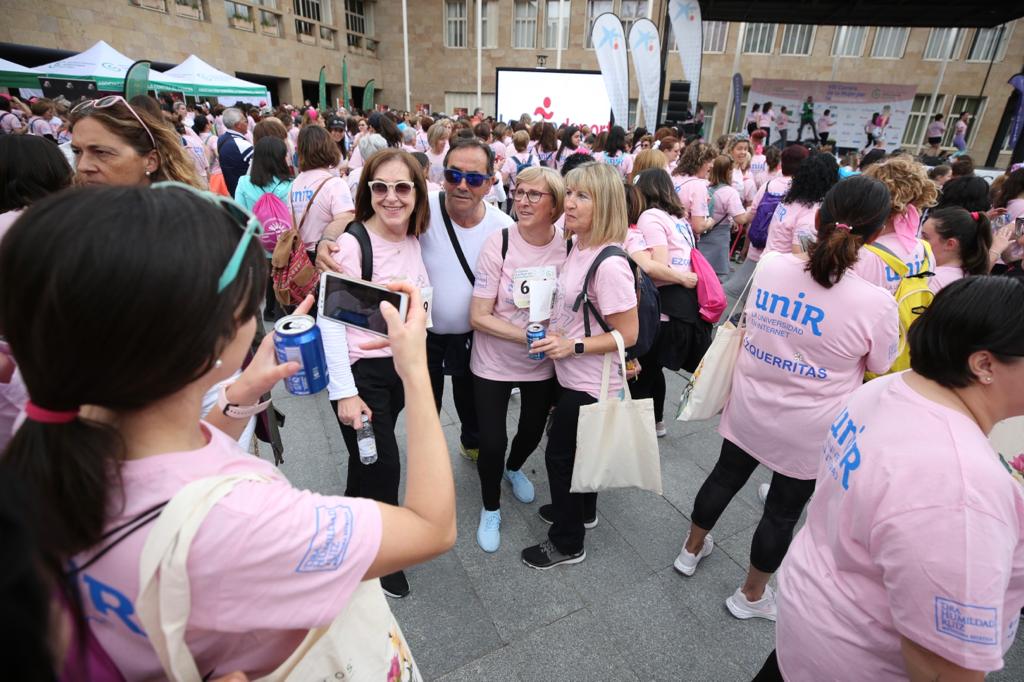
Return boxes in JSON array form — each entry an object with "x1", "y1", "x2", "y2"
[
  {"x1": 476, "y1": 508, "x2": 501, "y2": 552},
  {"x1": 504, "y1": 468, "x2": 535, "y2": 503}
]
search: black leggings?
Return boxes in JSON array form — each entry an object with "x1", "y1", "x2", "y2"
[
  {"x1": 545, "y1": 388, "x2": 598, "y2": 554},
  {"x1": 628, "y1": 345, "x2": 665, "y2": 422},
  {"x1": 691, "y1": 438, "x2": 815, "y2": 573},
  {"x1": 752, "y1": 651, "x2": 783, "y2": 681},
  {"x1": 473, "y1": 373, "x2": 558, "y2": 510}
]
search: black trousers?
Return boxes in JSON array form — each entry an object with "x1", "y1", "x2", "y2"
[
  {"x1": 331, "y1": 357, "x2": 404, "y2": 506},
  {"x1": 546, "y1": 388, "x2": 598, "y2": 554},
  {"x1": 752, "y1": 651, "x2": 783, "y2": 681},
  {"x1": 426, "y1": 330, "x2": 479, "y2": 449},
  {"x1": 797, "y1": 119, "x2": 817, "y2": 140},
  {"x1": 691, "y1": 438, "x2": 815, "y2": 573},
  {"x1": 473, "y1": 374, "x2": 559, "y2": 510},
  {"x1": 628, "y1": 344, "x2": 665, "y2": 423}
]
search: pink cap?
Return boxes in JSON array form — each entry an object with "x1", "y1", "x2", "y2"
[{"x1": 0, "y1": 93, "x2": 10, "y2": 101}]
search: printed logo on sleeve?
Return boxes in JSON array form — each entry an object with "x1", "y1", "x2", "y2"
[
  {"x1": 824, "y1": 408, "x2": 864, "y2": 490},
  {"x1": 934, "y1": 597, "x2": 999, "y2": 646},
  {"x1": 296, "y1": 505, "x2": 355, "y2": 573}
]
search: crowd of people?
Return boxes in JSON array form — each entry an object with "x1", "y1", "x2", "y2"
[{"x1": 1, "y1": 89, "x2": 1024, "y2": 681}]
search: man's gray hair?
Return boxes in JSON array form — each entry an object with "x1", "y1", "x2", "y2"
[
  {"x1": 359, "y1": 133, "x2": 388, "y2": 161},
  {"x1": 402, "y1": 127, "x2": 417, "y2": 145},
  {"x1": 222, "y1": 107, "x2": 245, "y2": 130}
]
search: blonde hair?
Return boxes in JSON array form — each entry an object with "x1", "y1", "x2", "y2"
[
  {"x1": 515, "y1": 166, "x2": 565, "y2": 223},
  {"x1": 512, "y1": 129, "x2": 530, "y2": 152},
  {"x1": 427, "y1": 122, "x2": 448, "y2": 150},
  {"x1": 565, "y1": 163, "x2": 627, "y2": 246},
  {"x1": 629, "y1": 149, "x2": 668, "y2": 183},
  {"x1": 863, "y1": 156, "x2": 938, "y2": 215}
]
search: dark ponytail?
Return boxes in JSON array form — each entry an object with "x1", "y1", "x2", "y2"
[
  {"x1": 806, "y1": 175, "x2": 892, "y2": 288},
  {"x1": 0, "y1": 186, "x2": 266, "y2": 559},
  {"x1": 929, "y1": 206, "x2": 992, "y2": 276}
]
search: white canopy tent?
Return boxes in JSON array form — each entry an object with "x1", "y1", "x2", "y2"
[
  {"x1": 161, "y1": 55, "x2": 269, "y2": 101},
  {"x1": 0, "y1": 57, "x2": 41, "y2": 89},
  {"x1": 31, "y1": 40, "x2": 190, "y2": 93}
]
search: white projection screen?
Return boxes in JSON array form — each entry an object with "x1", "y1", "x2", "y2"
[{"x1": 495, "y1": 68, "x2": 613, "y2": 131}]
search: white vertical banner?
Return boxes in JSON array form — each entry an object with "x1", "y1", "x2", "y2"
[
  {"x1": 628, "y1": 19, "x2": 661, "y2": 133},
  {"x1": 669, "y1": 0, "x2": 703, "y2": 106},
  {"x1": 590, "y1": 13, "x2": 629, "y2": 128}
]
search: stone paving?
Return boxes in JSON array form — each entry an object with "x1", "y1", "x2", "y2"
[{"x1": 259, "y1": 357, "x2": 1024, "y2": 681}]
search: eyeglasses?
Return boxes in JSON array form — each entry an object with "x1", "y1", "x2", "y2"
[
  {"x1": 443, "y1": 168, "x2": 491, "y2": 188},
  {"x1": 513, "y1": 189, "x2": 552, "y2": 204},
  {"x1": 152, "y1": 181, "x2": 264, "y2": 293},
  {"x1": 71, "y1": 95, "x2": 156, "y2": 151},
  {"x1": 368, "y1": 180, "x2": 415, "y2": 198}
]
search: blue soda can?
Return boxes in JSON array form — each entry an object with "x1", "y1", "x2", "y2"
[
  {"x1": 527, "y1": 323, "x2": 546, "y2": 360},
  {"x1": 274, "y1": 314, "x2": 329, "y2": 395}
]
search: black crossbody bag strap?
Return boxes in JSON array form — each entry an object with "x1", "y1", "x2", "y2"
[
  {"x1": 343, "y1": 221, "x2": 374, "y2": 281},
  {"x1": 438, "y1": 192, "x2": 476, "y2": 285}
]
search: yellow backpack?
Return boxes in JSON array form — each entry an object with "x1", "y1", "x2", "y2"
[{"x1": 864, "y1": 239, "x2": 935, "y2": 379}]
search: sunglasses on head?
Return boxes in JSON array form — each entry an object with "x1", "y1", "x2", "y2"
[
  {"x1": 152, "y1": 181, "x2": 264, "y2": 293},
  {"x1": 71, "y1": 95, "x2": 156, "y2": 150},
  {"x1": 443, "y1": 168, "x2": 490, "y2": 188},
  {"x1": 368, "y1": 180, "x2": 415, "y2": 197}
]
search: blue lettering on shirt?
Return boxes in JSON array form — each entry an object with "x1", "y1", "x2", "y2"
[
  {"x1": 742, "y1": 337, "x2": 828, "y2": 380},
  {"x1": 82, "y1": 574, "x2": 145, "y2": 636},
  {"x1": 824, "y1": 408, "x2": 864, "y2": 490},
  {"x1": 753, "y1": 288, "x2": 826, "y2": 336},
  {"x1": 934, "y1": 597, "x2": 999, "y2": 646},
  {"x1": 884, "y1": 255, "x2": 927, "y2": 282},
  {"x1": 296, "y1": 505, "x2": 355, "y2": 573}
]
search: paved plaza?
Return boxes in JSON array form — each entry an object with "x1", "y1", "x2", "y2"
[{"x1": 258, "y1": 342, "x2": 1024, "y2": 681}]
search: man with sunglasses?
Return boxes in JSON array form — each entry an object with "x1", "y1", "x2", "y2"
[{"x1": 317, "y1": 138, "x2": 512, "y2": 461}]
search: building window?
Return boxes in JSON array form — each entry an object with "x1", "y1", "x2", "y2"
[
  {"x1": 445, "y1": 0, "x2": 467, "y2": 48},
  {"x1": 619, "y1": 0, "x2": 649, "y2": 42},
  {"x1": 480, "y1": 0, "x2": 499, "y2": 48},
  {"x1": 779, "y1": 25, "x2": 814, "y2": 56},
  {"x1": 544, "y1": 0, "x2": 570, "y2": 50},
  {"x1": 831, "y1": 26, "x2": 866, "y2": 57},
  {"x1": 943, "y1": 96, "x2": 985, "y2": 147},
  {"x1": 225, "y1": 1, "x2": 254, "y2": 31},
  {"x1": 512, "y1": 0, "x2": 538, "y2": 49},
  {"x1": 967, "y1": 24, "x2": 1012, "y2": 62},
  {"x1": 742, "y1": 23, "x2": 776, "y2": 54},
  {"x1": 133, "y1": 0, "x2": 168, "y2": 12},
  {"x1": 260, "y1": 9, "x2": 283, "y2": 37},
  {"x1": 871, "y1": 27, "x2": 908, "y2": 59},
  {"x1": 585, "y1": 0, "x2": 613, "y2": 48},
  {"x1": 696, "y1": 101, "x2": 715, "y2": 136},
  {"x1": 923, "y1": 27, "x2": 964, "y2": 60},
  {"x1": 173, "y1": 0, "x2": 204, "y2": 19},
  {"x1": 702, "y1": 21, "x2": 728, "y2": 53},
  {"x1": 345, "y1": 0, "x2": 373, "y2": 47},
  {"x1": 294, "y1": 0, "x2": 329, "y2": 23},
  {"x1": 902, "y1": 93, "x2": 946, "y2": 146}
]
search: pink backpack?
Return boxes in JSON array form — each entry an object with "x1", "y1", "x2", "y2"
[
  {"x1": 252, "y1": 190, "x2": 292, "y2": 252},
  {"x1": 689, "y1": 248, "x2": 727, "y2": 324}
]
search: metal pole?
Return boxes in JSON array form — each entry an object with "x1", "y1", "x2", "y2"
[
  {"x1": 402, "y1": 0, "x2": 411, "y2": 112},
  {"x1": 655, "y1": 3, "x2": 670, "y2": 126},
  {"x1": 726, "y1": 22, "x2": 744, "y2": 136},
  {"x1": 476, "y1": 0, "x2": 482, "y2": 111},
  {"x1": 556, "y1": 0, "x2": 565, "y2": 69}
]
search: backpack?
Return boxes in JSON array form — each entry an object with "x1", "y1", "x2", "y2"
[
  {"x1": 252, "y1": 185, "x2": 292, "y2": 252},
  {"x1": 572, "y1": 244, "x2": 660, "y2": 359},
  {"x1": 513, "y1": 153, "x2": 535, "y2": 175},
  {"x1": 864, "y1": 239, "x2": 935, "y2": 379},
  {"x1": 705, "y1": 183, "x2": 729, "y2": 229},
  {"x1": 0, "y1": 112, "x2": 18, "y2": 134},
  {"x1": 271, "y1": 179, "x2": 329, "y2": 306},
  {"x1": 537, "y1": 150, "x2": 556, "y2": 168},
  {"x1": 747, "y1": 183, "x2": 786, "y2": 249}
]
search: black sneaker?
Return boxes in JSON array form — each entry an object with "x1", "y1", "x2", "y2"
[
  {"x1": 522, "y1": 540, "x2": 586, "y2": 570},
  {"x1": 380, "y1": 570, "x2": 410, "y2": 599},
  {"x1": 538, "y1": 503, "x2": 598, "y2": 529}
]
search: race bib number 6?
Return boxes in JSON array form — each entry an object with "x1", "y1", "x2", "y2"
[{"x1": 512, "y1": 266, "x2": 556, "y2": 309}]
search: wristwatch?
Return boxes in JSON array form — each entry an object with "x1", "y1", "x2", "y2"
[
  {"x1": 217, "y1": 382, "x2": 271, "y2": 419},
  {"x1": 573, "y1": 338, "x2": 585, "y2": 356}
]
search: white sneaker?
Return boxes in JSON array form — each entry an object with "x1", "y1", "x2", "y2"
[
  {"x1": 673, "y1": 533, "x2": 713, "y2": 576},
  {"x1": 511, "y1": 387, "x2": 521, "y2": 396},
  {"x1": 655, "y1": 421, "x2": 667, "y2": 438},
  {"x1": 757, "y1": 483, "x2": 770, "y2": 506},
  {"x1": 725, "y1": 585, "x2": 778, "y2": 622}
]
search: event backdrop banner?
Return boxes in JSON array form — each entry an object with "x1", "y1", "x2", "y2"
[
  {"x1": 731, "y1": 73, "x2": 744, "y2": 132},
  {"x1": 747, "y1": 79, "x2": 918, "y2": 149},
  {"x1": 1009, "y1": 73, "x2": 1024, "y2": 149},
  {"x1": 628, "y1": 18, "x2": 661, "y2": 132},
  {"x1": 590, "y1": 13, "x2": 629, "y2": 127},
  {"x1": 668, "y1": 0, "x2": 702, "y2": 106},
  {"x1": 495, "y1": 68, "x2": 612, "y2": 131}
]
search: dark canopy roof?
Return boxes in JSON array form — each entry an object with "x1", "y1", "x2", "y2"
[{"x1": 700, "y1": 0, "x2": 1022, "y2": 29}]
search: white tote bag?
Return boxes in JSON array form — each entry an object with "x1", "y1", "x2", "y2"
[
  {"x1": 571, "y1": 330, "x2": 662, "y2": 495},
  {"x1": 135, "y1": 473, "x2": 422, "y2": 682}
]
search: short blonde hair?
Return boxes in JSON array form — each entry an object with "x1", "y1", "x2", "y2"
[
  {"x1": 565, "y1": 163, "x2": 627, "y2": 246},
  {"x1": 512, "y1": 129, "x2": 530, "y2": 152},
  {"x1": 515, "y1": 166, "x2": 565, "y2": 223},
  {"x1": 427, "y1": 122, "x2": 448, "y2": 149},
  {"x1": 629, "y1": 149, "x2": 668, "y2": 183},
  {"x1": 863, "y1": 156, "x2": 938, "y2": 215}
]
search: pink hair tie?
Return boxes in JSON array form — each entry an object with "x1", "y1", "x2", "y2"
[
  {"x1": 25, "y1": 401, "x2": 79, "y2": 424},
  {"x1": 835, "y1": 223, "x2": 853, "y2": 231},
  {"x1": 970, "y1": 211, "x2": 980, "y2": 220}
]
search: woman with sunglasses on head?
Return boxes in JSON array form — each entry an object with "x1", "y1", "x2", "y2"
[
  {"x1": 521, "y1": 163, "x2": 639, "y2": 570},
  {"x1": 767, "y1": 276, "x2": 1024, "y2": 681},
  {"x1": 468, "y1": 167, "x2": 567, "y2": 553},
  {"x1": 0, "y1": 183, "x2": 454, "y2": 680},
  {"x1": 69, "y1": 95, "x2": 200, "y2": 187},
  {"x1": 675, "y1": 177, "x2": 899, "y2": 624},
  {"x1": 321, "y1": 149, "x2": 432, "y2": 599}
]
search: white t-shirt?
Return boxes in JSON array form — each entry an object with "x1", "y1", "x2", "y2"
[{"x1": 419, "y1": 192, "x2": 514, "y2": 334}]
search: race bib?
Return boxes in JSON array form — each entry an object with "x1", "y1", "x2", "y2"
[
  {"x1": 512, "y1": 266, "x2": 557, "y2": 309},
  {"x1": 420, "y1": 286, "x2": 433, "y2": 329}
]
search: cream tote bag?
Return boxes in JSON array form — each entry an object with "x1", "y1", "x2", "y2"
[
  {"x1": 135, "y1": 473, "x2": 422, "y2": 682},
  {"x1": 572, "y1": 330, "x2": 662, "y2": 495}
]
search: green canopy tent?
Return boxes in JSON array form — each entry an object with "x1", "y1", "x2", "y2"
[{"x1": 0, "y1": 57, "x2": 41, "y2": 89}]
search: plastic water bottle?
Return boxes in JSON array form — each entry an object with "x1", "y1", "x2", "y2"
[{"x1": 357, "y1": 415, "x2": 377, "y2": 465}]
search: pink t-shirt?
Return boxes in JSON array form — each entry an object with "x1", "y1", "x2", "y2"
[
  {"x1": 72, "y1": 423, "x2": 383, "y2": 681},
  {"x1": 470, "y1": 225, "x2": 567, "y2": 382},
  {"x1": 623, "y1": 224, "x2": 648, "y2": 255},
  {"x1": 594, "y1": 151, "x2": 634, "y2": 179},
  {"x1": 746, "y1": 176, "x2": 792, "y2": 263},
  {"x1": 290, "y1": 169, "x2": 355, "y2": 249},
  {"x1": 719, "y1": 253, "x2": 898, "y2": 479},
  {"x1": 548, "y1": 242, "x2": 637, "y2": 398},
  {"x1": 777, "y1": 374, "x2": 1024, "y2": 678},
  {"x1": 1004, "y1": 198, "x2": 1024, "y2": 262},
  {"x1": 929, "y1": 264, "x2": 965, "y2": 293},
  {"x1": 329, "y1": 229, "x2": 430, "y2": 363},
  {"x1": 636, "y1": 208, "x2": 696, "y2": 286},
  {"x1": 764, "y1": 201, "x2": 820, "y2": 255},
  {"x1": 0, "y1": 110, "x2": 23, "y2": 134},
  {"x1": 0, "y1": 367, "x2": 27, "y2": 452},
  {"x1": 426, "y1": 149, "x2": 446, "y2": 185},
  {"x1": 0, "y1": 208, "x2": 23, "y2": 242},
  {"x1": 502, "y1": 151, "x2": 540, "y2": 189},
  {"x1": 853, "y1": 232, "x2": 930, "y2": 295},
  {"x1": 710, "y1": 184, "x2": 746, "y2": 228},
  {"x1": 673, "y1": 175, "x2": 710, "y2": 220},
  {"x1": 954, "y1": 119, "x2": 968, "y2": 136},
  {"x1": 757, "y1": 110, "x2": 776, "y2": 128},
  {"x1": 925, "y1": 120, "x2": 945, "y2": 138},
  {"x1": 749, "y1": 154, "x2": 769, "y2": 189}
]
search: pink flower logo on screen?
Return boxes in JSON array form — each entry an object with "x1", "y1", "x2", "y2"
[{"x1": 534, "y1": 97, "x2": 554, "y2": 120}]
